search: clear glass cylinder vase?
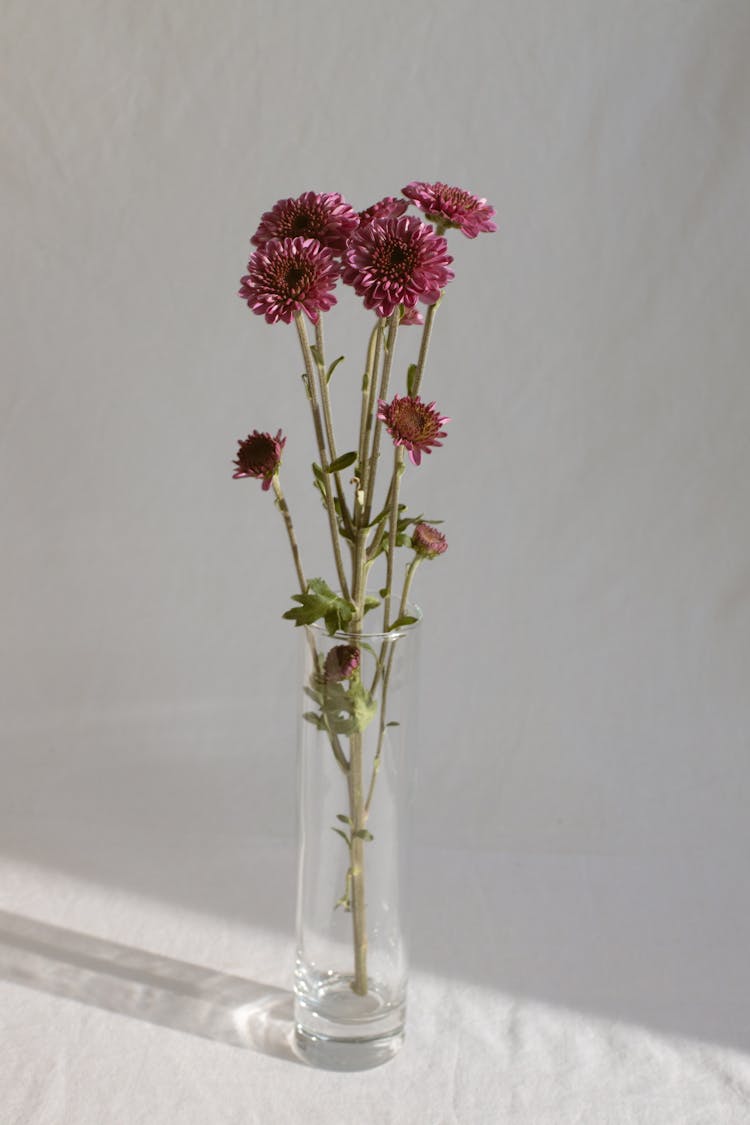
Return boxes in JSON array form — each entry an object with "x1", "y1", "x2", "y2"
[{"x1": 293, "y1": 613, "x2": 421, "y2": 1070}]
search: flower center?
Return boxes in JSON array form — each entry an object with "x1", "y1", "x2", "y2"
[
  {"x1": 284, "y1": 264, "x2": 308, "y2": 295},
  {"x1": 392, "y1": 400, "x2": 434, "y2": 441},
  {"x1": 290, "y1": 211, "x2": 315, "y2": 235},
  {"x1": 439, "y1": 185, "x2": 477, "y2": 211},
  {"x1": 374, "y1": 237, "x2": 418, "y2": 281},
  {"x1": 239, "y1": 434, "x2": 275, "y2": 472}
]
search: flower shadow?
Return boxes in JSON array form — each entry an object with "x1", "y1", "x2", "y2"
[{"x1": 0, "y1": 909, "x2": 298, "y2": 1063}]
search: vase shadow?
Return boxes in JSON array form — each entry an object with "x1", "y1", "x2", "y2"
[{"x1": 0, "y1": 909, "x2": 298, "y2": 1063}]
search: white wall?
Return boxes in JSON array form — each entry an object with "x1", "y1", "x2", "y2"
[{"x1": 2, "y1": 0, "x2": 749, "y2": 893}]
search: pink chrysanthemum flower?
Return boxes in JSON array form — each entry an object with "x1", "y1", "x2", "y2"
[
  {"x1": 239, "y1": 237, "x2": 339, "y2": 325},
  {"x1": 251, "y1": 192, "x2": 359, "y2": 255},
  {"x1": 402, "y1": 181, "x2": 497, "y2": 239},
  {"x1": 377, "y1": 394, "x2": 450, "y2": 466},
  {"x1": 357, "y1": 196, "x2": 409, "y2": 226},
  {"x1": 232, "y1": 429, "x2": 286, "y2": 489},
  {"x1": 324, "y1": 644, "x2": 361, "y2": 683},
  {"x1": 412, "y1": 522, "x2": 448, "y2": 559},
  {"x1": 342, "y1": 216, "x2": 454, "y2": 319}
]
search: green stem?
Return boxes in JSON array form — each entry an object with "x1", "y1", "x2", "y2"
[
  {"x1": 295, "y1": 313, "x2": 351, "y2": 602},
  {"x1": 382, "y1": 447, "x2": 405, "y2": 630},
  {"x1": 370, "y1": 554, "x2": 419, "y2": 698},
  {"x1": 363, "y1": 312, "x2": 399, "y2": 524},
  {"x1": 365, "y1": 557, "x2": 420, "y2": 816},
  {"x1": 347, "y1": 494, "x2": 369, "y2": 990},
  {"x1": 413, "y1": 298, "x2": 440, "y2": 398},
  {"x1": 356, "y1": 322, "x2": 382, "y2": 527},
  {"x1": 271, "y1": 476, "x2": 306, "y2": 594},
  {"x1": 365, "y1": 489, "x2": 392, "y2": 562},
  {"x1": 322, "y1": 713, "x2": 350, "y2": 775},
  {"x1": 273, "y1": 477, "x2": 348, "y2": 775},
  {"x1": 315, "y1": 319, "x2": 354, "y2": 539},
  {"x1": 357, "y1": 324, "x2": 379, "y2": 477},
  {"x1": 347, "y1": 726, "x2": 368, "y2": 994}
]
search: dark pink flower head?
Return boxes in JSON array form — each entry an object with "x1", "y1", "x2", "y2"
[
  {"x1": 377, "y1": 394, "x2": 450, "y2": 466},
  {"x1": 357, "y1": 196, "x2": 409, "y2": 226},
  {"x1": 251, "y1": 192, "x2": 359, "y2": 255},
  {"x1": 402, "y1": 181, "x2": 497, "y2": 239},
  {"x1": 324, "y1": 644, "x2": 360, "y2": 683},
  {"x1": 232, "y1": 429, "x2": 286, "y2": 489},
  {"x1": 412, "y1": 522, "x2": 448, "y2": 559},
  {"x1": 239, "y1": 237, "x2": 339, "y2": 325},
  {"x1": 342, "y1": 215, "x2": 454, "y2": 319}
]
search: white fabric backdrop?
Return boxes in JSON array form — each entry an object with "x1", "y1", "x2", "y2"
[{"x1": 2, "y1": 1, "x2": 750, "y2": 1120}]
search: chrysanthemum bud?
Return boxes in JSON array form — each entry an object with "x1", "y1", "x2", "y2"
[
  {"x1": 324, "y1": 644, "x2": 361, "y2": 683},
  {"x1": 232, "y1": 429, "x2": 286, "y2": 490},
  {"x1": 357, "y1": 196, "x2": 409, "y2": 226},
  {"x1": 411, "y1": 522, "x2": 447, "y2": 559}
]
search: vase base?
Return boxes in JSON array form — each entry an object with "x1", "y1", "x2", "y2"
[
  {"x1": 293, "y1": 967, "x2": 406, "y2": 1069},
  {"x1": 293, "y1": 1023, "x2": 404, "y2": 1071}
]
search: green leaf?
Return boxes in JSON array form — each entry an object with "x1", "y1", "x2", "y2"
[
  {"x1": 309, "y1": 343, "x2": 323, "y2": 368},
  {"x1": 327, "y1": 355, "x2": 345, "y2": 383},
  {"x1": 311, "y1": 462, "x2": 325, "y2": 483},
  {"x1": 331, "y1": 827, "x2": 351, "y2": 846},
  {"x1": 366, "y1": 507, "x2": 388, "y2": 530},
  {"x1": 388, "y1": 615, "x2": 418, "y2": 632},
  {"x1": 283, "y1": 604, "x2": 322, "y2": 626},
  {"x1": 303, "y1": 710, "x2": 326, "y2": 729},
  {"x1": 336, "y1": 813, "x2": 353, "y2": 825},
  {"x1": 386, "y1": 721, "x2": 400, "y2": 728},
  {"x1": 283, "y1": 578, "x2": 355, "y2": 632},
  {"x1": 363, "y1": 596, "x2": 380, "y2": 614},
  {"x1": 308, "y1": 577, "x2": 336, "y2": 598},
  {"x1": 324, "y1": 603, "x2": 354, "y2": 635},
  {"x1": 326, "y1": 451, "x2": 357, "y2": 474},
  {"x1": 347, "y1": 679, "x2": 377, "y2": 732},
  {"x1": 353, "y1": 829, "x2": 374, "y2": 841},
  {"x1": 407, "y1": 362, "x2": 419, "y2": 397},
  {"x1": 397, "y1": 512, "x2": 422, "y2": 532},
  {"x1": 379, "y1": 587, "x2": 389, "y2": 599},
  {"x1": 310, "y1": 670, "x2": 378, "y2": 736}
]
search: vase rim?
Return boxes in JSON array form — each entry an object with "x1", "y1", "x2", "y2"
[{"x1": 307, "y1": 600, "x2": 422, "y2": 642}]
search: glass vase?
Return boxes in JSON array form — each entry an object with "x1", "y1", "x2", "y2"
[{"x1": 293, "y1": 613, "x2": 421, "y2": 1070}]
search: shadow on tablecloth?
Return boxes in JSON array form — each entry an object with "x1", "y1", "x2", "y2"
[{"x1": 0, "y1": 909, "x2": 298, "y2": 1063}]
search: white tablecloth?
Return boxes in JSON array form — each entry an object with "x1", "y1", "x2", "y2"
[{"x1": 3, "y1": 842, "x2": 750, "y2": 1124}]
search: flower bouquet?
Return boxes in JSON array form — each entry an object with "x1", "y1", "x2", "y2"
[{"x1": 235, "y1": 183, "x2": 495, "y2": 1068}]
